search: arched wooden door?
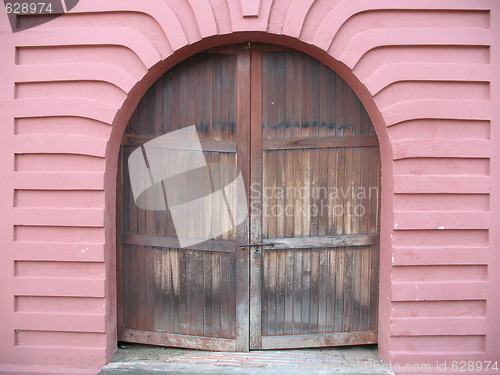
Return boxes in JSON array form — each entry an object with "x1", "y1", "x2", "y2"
[{"x1": 117, "y1": 43, "x2": 380, "y2": 352}]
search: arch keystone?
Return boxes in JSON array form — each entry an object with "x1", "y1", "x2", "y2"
[{"x1": 240, "y1": 0, "x2": 260, "y2": 17}]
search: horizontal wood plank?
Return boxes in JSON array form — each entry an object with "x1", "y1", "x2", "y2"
[
  {"x1": 261, "y1": 332, "x2": 377, "y2": 349},
  {"x1": 122, "y1": 135, "x2": 236, "y2": 153},
  {"x1": 262, "y1": 234, "x2": 378, "y2": 249},
  {"x1": 263, "y1": 136, "x2": 378, "y2": 150},
  {"x1": 121, "y1": 329, "x2": 237, "y2": 351},
  {"x1": 122, "y1": 233, "x2": 236, "y2": 252}
]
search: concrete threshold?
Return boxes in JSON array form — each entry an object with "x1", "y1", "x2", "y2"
[{"x1": 99, "y1": 344, "x2": 395, "y2": 375}]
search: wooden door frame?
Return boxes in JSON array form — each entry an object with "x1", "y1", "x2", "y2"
[
  {"x1": 249, "y1": 44, "x2": 263, "y2": 349},
  {"x1": 235, "y1": 43, "x2": 252, "y2": 352}
]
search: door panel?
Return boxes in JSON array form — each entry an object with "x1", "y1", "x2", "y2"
[
  {"x1": 118, "y1": 43, "x2": 380, "y2": 352},
  {"x1": 260, "y1": 246, "x2": 378, "y2": 339},
  {"x1": 118, "y1": 47, "x2": 249, "y2": 351},
  {"x1": 250, "y1": 48, "x2": 380, "y2": 349}
]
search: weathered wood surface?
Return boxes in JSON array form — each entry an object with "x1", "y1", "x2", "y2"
[
  {"x1": 262, "y1": 235, "x2": 378, "y2": 249},
  {"x1": 119, "y1": 48, "x2": 241, "y2": 345},
  {"x1": 122, "y1": 233, "x2": 237, "y2": 252},
  {"x1": 261, "y1": 331, "x2": 377, "y2": 350},
  {"x1": 255, "y1": 48, "x2": 380, "y2": 346},
  {"x1": 262, "y1": 135, "x2": 378, "y2": 150},
  {"x1": 122, "y1": 329, "x2": 237, "y2": 351},
  {"x1": 249, "y1": 45, "x2": 264, "y2": 350}
]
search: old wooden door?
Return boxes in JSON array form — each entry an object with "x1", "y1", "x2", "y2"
[
  {"x1": 118, "y1": 45, "x2": 251, "y2": 352},
  {"x1": 248, "y1": 46, "x2": 380, "y2": 349},
  {"x1": 118, "y1": 43, "x2": 380, "y2": 352}
]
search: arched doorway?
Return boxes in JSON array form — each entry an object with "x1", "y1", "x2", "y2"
[{"x1": 117, "y1": 43, "x2": 380, "y2": 352}]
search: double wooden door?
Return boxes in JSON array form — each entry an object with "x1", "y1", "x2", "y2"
[{"x1": 118, "y1": 43, "x2": 380, "y2": 352}]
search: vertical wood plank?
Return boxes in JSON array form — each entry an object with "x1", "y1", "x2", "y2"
[
  {"x1": 262, "y1": 152, "x2": 268, "y2": 239},
  {"x1": 203, "y1": 252, "x2": 213, "y2": 337},
  {"x1": 284, "y1": 52, "x2": 294, "y2": 139},
  {"x1": 194, "y1": 252, "x2": 205, "y2": 336},
  {"x1": 277, "y1": 250, "x2": 286, "y2": 335},
  {"x1": 310, "y1": 148, "x2": 319, "y2": 237},
  {"x1": 343, "y1": 147, "x2": 352, "y2": 235},
  {"x1": 211, "y1": 253, "x2": 221, "y2": 336},
  {"x1": 370, "y1": 246, "x2": 380, "y2": 331},
  {"x1": 229, "y1": 255, "x2": 237, "y2": 338},
  {"x1": 343, "y1": 247, "x2": 354, "y2": 333},
  {"x1": 292, "y1": 52, "x2": 303, "y2": 139},
  {"x1": 300, "y1": 251, "x2": 311, "y2": 334},
  {"x1": 276, "y1": 151, "x2": 285, "y2": 238},
  {"x1": 169, "y1": 249, "x2": 180, "y2": 334},
  {"x1": 359, "y1": 247, "x2": 370, "y2": 332},
  {"x1": 267, "y1": 151, "x2": 277, "y2": 238},
  {"x1": 335, "y1": 74, "x2": 344, "y2": 137},
  {"x1": 162, "y1": 249, "x2": 172, "y2": 333},
  {"x1": 121, "y1": 246, "x2": 130, "y2": 332},
  {"x1": 326, "y1": 248, "x2": 336, "y2": 332},
  {"x1": 249, "y1": 43, "x2": 263, "y2": 349},
  {"x1": 267, "y1": 251, "x2": 277, "y2": 335},
  {"x1": 352, "y1": 86, "x2": 361, "y2": 136},
  {"x1": 136, "y1": 246, "x2": 146, "y2": 330},
  {"x1": 317, "y1": 249, "x2": 329, "y2": 333},
  {"x1": 292, "y1": 250, "x2": 303, "y2": 334},
  {"x1": 220, "y1": 253, "x2": 231, "y2": 338},
  {"x1": 327, "y1": 148, "x2": 336, "y2": 235},
  {"x1": 318, "y1": 63, "x2": 329, "y2": 138},
  {"x1": 293, "y1": 151, "x2": 303, "y2": 237},
  {"x1": 337, "y1": 148, "x2": 346, "y2": 235},
  {"x1": 284, "y1": 150, "x2": 294, "y2": 238},
  {"x1": 152, "y1": 249, "x2": 163, "y2": 332},
  {"x1": 179, "y1": 251, "x2": 188, "y2": 334},
  {"x1": 261, "y1": 252, "x2": 269, "y2": 335},
  {"x1": 310, "y1": 58, "x2": 320, "y2": 138},
  {"x1": 186, "y1": 255, "x2": 195, "y2": 335},
  {"x1": 212, "y1": 57, "x2": 222, "y2": 141},
  {"x1": 328, "y1": 68, "x2": 337, "y2": 137},
  {"x1": 360, "y1": 148, "x2": 370, "y2": 234},
  {"x1": 310, "y1": 249, "x2": 320, "y2": 333},
  {"x1": 352, "y1": 147, "x2": 361, "y2": 235},
  {"x1": 144, "y1": 246, "x2": 155, "y2": 331},
  {"x1": 352, "y1": 247, "x2": 362, "y2": 332},
  {"x1": 233, "y1": 43, "x2": 250, "y2": 351},
  {"x1": 301, "y1": 150, "x2": 311, "y2": 236},
  {"x1": 334, "y1": 249, "x2": 345, "y2": 332},
  {"x1": 284, "y1": 249, "x2": 294, "y2": 335}
]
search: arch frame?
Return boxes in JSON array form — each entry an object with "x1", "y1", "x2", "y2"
[{"x1": 105, "y1": 32, "x2": 394, "y2": 360}]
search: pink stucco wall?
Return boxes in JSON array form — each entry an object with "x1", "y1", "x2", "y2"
[{"x1": 0, "y1": 1, "x2": 499, "y2": 374}]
